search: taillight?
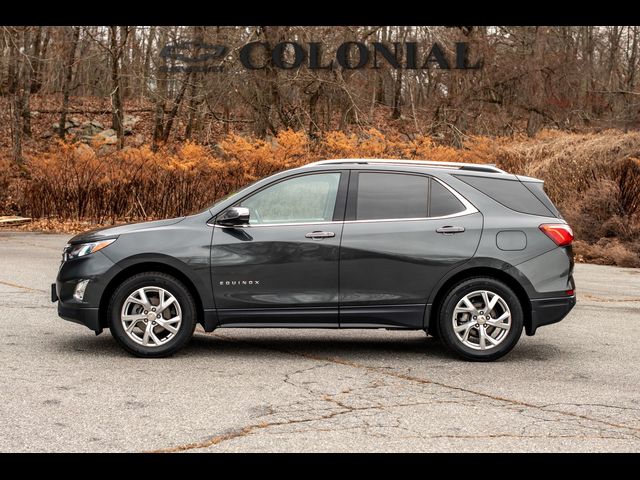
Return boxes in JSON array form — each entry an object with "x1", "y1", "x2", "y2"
[{"x1": 539, "y1": 223, "x2": 574, "y2": 246}]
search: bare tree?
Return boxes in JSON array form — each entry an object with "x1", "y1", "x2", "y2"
[
  {"x1": 59, "y1": 26, "x2": 80, "y2": 140},
  {"x1": 109, "y1": 26, "x2": 129, "y2": 148}
]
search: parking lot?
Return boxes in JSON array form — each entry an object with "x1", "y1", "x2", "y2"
[{"x1": 1, "y1": 231, "x2": 639, "y2": 452}]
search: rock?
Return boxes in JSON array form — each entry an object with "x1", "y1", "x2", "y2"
[
  {"x1": 52, "y1": 121, "x2": 75, "y2": 132},
  {"x1": 94, "y1": 128, "x2": 118, "y2": 145},
  {"x1": 89, "y1": 120, "x2": 104, "y2": 129},
  {"x1": 97, "y1": 128, "x2": 116, "y2": 137},
  {"x1": 100, "y1": 135, "x2": 118, "y2": 145},
  {"x1": 131, "y1": 134, "x2": 145, "y2": 147},
  {"x1": 79, "y1": 122, "x2": 103, "y2": 136},
  {"x1": 41, "y1": 131, "x2": 54, "y2": 139},
  {"x1": 124, "y1": 127, "x2": 134, "y2": 136},
  {"x1": 122, "y1": 115, "x2": 141, "y2": 129},
  {"x1": 68, "y1": 117, "x2": 81, "y2": 127}
]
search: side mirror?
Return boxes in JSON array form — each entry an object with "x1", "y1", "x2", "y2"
[{"x1": 217, "y1": 206, "x2": 250, "y2": 227}]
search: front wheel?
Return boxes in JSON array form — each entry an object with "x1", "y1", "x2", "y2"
[
  {"x1": 437, "y1": 277, "x2": 523, "y2": 361},
  {"x1": 107, "y1": 272, "x2": 197, "y2": 358}
]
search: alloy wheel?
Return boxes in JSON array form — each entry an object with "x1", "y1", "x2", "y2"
[
  {"x1": 451, "y1": 290, "x2": 512, "y2": 350},
  {"x1": 120, "y1": 286, "x2": 182, "y2": 347}
]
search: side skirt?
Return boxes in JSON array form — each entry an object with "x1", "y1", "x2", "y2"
[
  {"x1": 340, "y1": 304, "x2": 426, "y2": 329},
  {"x1": 210, "y1": 304, "x2": 427, "y2": 329}
]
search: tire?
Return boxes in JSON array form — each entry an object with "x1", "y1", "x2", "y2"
[
  {"x1": 107, "y1": 272, "x2": 197, "y2": 358},
  {"x1": 437, "y1": 277, "x2": 523, "y2": 361}
]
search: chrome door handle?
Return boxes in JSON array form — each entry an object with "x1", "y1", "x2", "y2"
[
  {"x1": 305, "y1": 231, "x2": 336, "y2": 239},
  {"x1": 436, "y1": 226, "x2": 465, "y2": 234}
]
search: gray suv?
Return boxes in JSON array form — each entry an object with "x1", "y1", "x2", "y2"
[{"x1": 52, "y1": 159, "x2": 576, "y2": 361}]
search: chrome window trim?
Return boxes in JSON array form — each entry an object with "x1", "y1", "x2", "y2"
[
  {"x1": 344, "y1": 210, "x2": 476, "y2": 224},
  {"x1": 212, "y1": 220, "x2": 342, "y2": 228}
]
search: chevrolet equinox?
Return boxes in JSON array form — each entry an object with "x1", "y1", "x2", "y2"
[{"x1": 52, "y1": 159, "x2": 576, "y2": 361}]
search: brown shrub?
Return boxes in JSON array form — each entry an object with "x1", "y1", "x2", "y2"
[
  {"x1": 563, "y1": 180, "x2": 625, "y2": 242},
  {"x1": 573, "y1": 239, "x2": 640, "y2": 268}
]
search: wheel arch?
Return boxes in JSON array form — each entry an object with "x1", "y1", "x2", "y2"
[
  {"x1": 99, "y1": 262, "x2": 205, "y2": 331},
  {"x1": 427, "y1": 265, "x2": 532, "y2": 335}
]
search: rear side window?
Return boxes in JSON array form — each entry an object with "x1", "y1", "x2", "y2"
[
  {"x1": 356, "y1": 173, "x2": 429, "y2": 220},
  {"x1": 354, "y1": 173, "x2": 466, "y2": 220},
  {"x1": 455, "y1": 175, "x2": 555, "y2": 217}
]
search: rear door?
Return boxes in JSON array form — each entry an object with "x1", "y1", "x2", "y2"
[{"x1": 339, "y1": 171, "x2": 483, "y2": 328}]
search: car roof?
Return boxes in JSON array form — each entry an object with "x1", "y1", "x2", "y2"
[{"x1": 302, "y1": 159, "x2": 506, "y2": 174}]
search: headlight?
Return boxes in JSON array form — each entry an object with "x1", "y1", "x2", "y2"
[{"x1": 65, "y1": 239, "x2": 116, "y2": 260}]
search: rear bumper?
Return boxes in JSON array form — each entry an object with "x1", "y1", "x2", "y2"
[{"x1": 526, "y1": 295, "x2": 576, "y2": 336}]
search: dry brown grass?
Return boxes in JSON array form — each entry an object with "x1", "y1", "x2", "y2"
[{"x1": 573, "y1": 239, "x2": 640, "y2": 268}]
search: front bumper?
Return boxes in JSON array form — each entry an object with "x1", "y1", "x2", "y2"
[
  {"x1": 56, "y1": 296, "x2": 102, "y2": 334},
  {"x1": 526, "y1": 294, "x2": 576, "y2": 336},
  {"x1": 52, "y1": 250, "x2": 120, "y2": 334}
]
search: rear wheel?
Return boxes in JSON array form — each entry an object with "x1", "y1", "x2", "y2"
[
  {"x1": 107, "y1": 272, "x2": 197, "y2": 358},
  {"x1": 437, "y1": 277, "x2": 523, "y2": 361}
]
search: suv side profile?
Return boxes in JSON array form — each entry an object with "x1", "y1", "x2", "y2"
[{"x1": 52, "y1": 159, "x2": 576, "y2": 361}]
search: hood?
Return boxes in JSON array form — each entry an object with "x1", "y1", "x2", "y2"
[{"x1": 68, "y1": 217, "x2": 186, "y2": 244}]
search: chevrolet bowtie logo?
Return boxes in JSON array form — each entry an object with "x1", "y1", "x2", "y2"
[{"x1": 220, "y1": 280, "x2": 260, "y2": 286}]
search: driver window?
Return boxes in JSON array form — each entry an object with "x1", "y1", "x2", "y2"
[{"x1": 239, "y1": 173, "x2": 341, "y2": 225}]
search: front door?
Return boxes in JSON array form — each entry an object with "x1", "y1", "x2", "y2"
[{"x1": 211, "y1": 171, "x2": 346, "y2": 326}]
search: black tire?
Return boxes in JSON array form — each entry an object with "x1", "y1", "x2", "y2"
[
  {"x1": 437, "y1": 277, "x2": 523, "y2": 361},
  {"x1": 107, "y1": 272, "x2": 197, "y2": 358}
]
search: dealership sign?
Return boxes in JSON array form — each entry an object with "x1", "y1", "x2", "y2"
[{"x1": 159, "y1": 41, "x2": 482, "y2": 73}]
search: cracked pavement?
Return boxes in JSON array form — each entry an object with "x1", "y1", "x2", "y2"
[{"x1": 1, "y1": 231, "x2": 639, "y2": 452}]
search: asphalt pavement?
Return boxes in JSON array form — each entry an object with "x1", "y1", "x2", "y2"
[{"x1": 0, "y1": 231, "x2": 639, "y2": 452}]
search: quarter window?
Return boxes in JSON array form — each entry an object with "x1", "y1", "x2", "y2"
[
  {"x1": 455, "y1": 175, "x2": 554, "y2": 217},
  {"x1": 239, "y1": 173, "x2": 341, "y2": 225}
]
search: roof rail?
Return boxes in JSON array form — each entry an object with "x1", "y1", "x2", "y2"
[{"x1": 304, "y1": 159, "x2": 504, "y2": 174}]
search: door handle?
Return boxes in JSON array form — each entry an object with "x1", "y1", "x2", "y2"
[
  {"x1": 436, "y1": 226, "x2": 465, "y2": 234},
  {"x1": 305, "y1": 231, "x2": 336, "y2": 239}
]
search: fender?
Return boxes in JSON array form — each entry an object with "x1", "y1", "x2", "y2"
[
  {"x1": 427, "y1": 256, "x2": 537, "y2": 306},
  {"x1": 107, "y1": 253, "x2": 215, "y2": 310}
]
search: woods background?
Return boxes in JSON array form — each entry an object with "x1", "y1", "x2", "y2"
[{"x1": 1, "y1": 26, "x2": 639, "y2": 266}]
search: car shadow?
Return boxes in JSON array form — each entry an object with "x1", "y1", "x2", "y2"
[{"x1": 55, "y1": 329, "x2": 564, "y2": 362}]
